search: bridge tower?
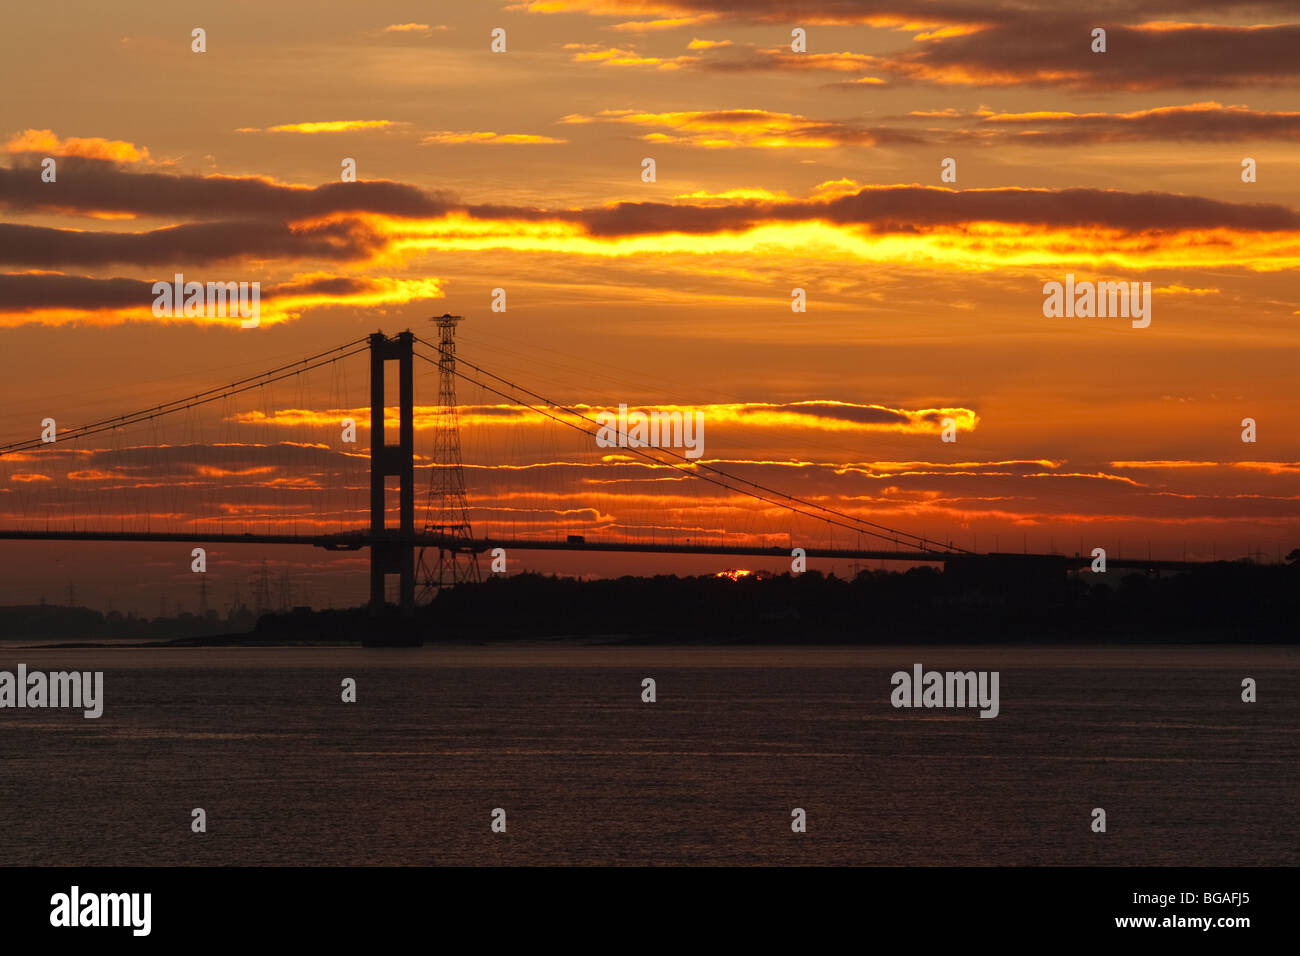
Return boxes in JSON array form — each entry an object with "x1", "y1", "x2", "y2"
[
  {"x1": 417, "y1": 314, "x2": 481, "y2": 601},
  {"x1": 369, "y1": 331, "x2": 416, "y2": 617}
]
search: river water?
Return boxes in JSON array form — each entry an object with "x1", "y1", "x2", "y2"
[{"x1": 1, "y1": 644, "x2": 1295, "y2": 865}]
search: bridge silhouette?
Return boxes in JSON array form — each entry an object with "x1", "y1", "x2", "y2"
[{"x1": 0, "y1": 324, "x2": 1206, "y2": 620}]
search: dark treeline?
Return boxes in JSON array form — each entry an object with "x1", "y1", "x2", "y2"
[
  {"x1": 5, "y1": 559, "x2": 1295, "y2": 644},
  {"x1": 254, "y1": 557, "x2": 1298, "y2": 644},
  {"x1": 0, "y1": 604, "x2": 255, "y2": 641}
]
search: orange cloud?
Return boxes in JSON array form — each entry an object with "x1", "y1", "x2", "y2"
[
  {"x1": 237, "y1": 120, "x2": 399, "y2": 134},
  {"x1": 378, "y1": 211, "x2": 1300, "y2": 274},
  {"x1": 564, "y1": 42, "x2": 698, "y2": 68},
  {"x1": 1111, "y1": 461, "x2": 1300, "y2": 475},
  {"x1": 750, "y1": 48, "x2": 883, "y2": 73},
  {"x1": 4, "y1": 129, "x2": 149, "y2": 163},
  {"x1": 508, "y1": 0, "x2": 959, "y2": 27},
  {"x1": 7, "y1": 163, "x2": 1300, "y2": 302},
  {"x1": 383, "y1": 23, "x2": 446, "y2": 32},
  {"x1": 0, "y1": 273, "x2": 444, "y2": 329},
  {"x1": 66, "y1": 469, "x2": 136, "y2": 482},
  {"x1": 1152, "y1": 284, "x2": 1220, "y2": 295},
  {"x1": 568, "y1": 108, "x2": 920, "y2": 148},
  {"x1": 961, "y1": 102, "x2": 1300, "y2": 144},
  {"x1": 233, "y1": 400, "x2": 977, "y2": 437},
  {"x1": 861, "y1": 20, "x2": 1300, "y2": 90},
  {"x1": 419, "y1": 131, "x2": 567, "y2": 145},
  {"x1": 672, "y1": 187, "x2": 794, "y2": 202},
  {"x1": 610, "y1": 16, "x2": 716, "y2": 31}
]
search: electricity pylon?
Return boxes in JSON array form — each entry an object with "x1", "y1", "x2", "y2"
[{"x1": 416, "y1": 314, "x2": 481, "y2": 601}]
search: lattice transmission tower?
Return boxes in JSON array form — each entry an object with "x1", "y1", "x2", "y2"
[{"x1": 416, "y1": 314, "x2": 481, "y2": 601}]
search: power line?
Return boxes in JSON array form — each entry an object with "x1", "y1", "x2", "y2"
[
  {"x1": 412, "y1": 342, "x2": 957, "y2": 555},
  {"x1": 415, "y1": 336, "x2": 962, "y2": 553},
  {"x1": 0, "y1": 339, "x2": 368, "y2": 456},
  {"x1": 0, "y1": 330, "x2": 965, "y2": 558}
]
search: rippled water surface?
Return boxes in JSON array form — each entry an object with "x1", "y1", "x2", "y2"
[{"x1": 1, "y1": 645, "x2": 1295, "y2": 865}]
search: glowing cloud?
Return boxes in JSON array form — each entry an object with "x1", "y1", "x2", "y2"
[
  {"x1": 419, "y1": 132, "x2": 567, "y2": 145},
  {"x1": 4, "y1": 129, "x2": 149, "y2": 163},
  {"x1": 237, "y1": 120, "x2": 399, "y2": 134}
]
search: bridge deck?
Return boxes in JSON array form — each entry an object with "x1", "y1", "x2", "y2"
[{"x1": 0, "y1": 529, "x2": 1208, "y2": 572}]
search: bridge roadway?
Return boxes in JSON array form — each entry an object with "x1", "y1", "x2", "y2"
[{"x1": 0, "y1": 529, "x2": 1209, "y2": 572}]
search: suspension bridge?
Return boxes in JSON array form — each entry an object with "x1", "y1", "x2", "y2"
[{"x1": 0, "y1": 317, "x2": 1207, "y2": 625}]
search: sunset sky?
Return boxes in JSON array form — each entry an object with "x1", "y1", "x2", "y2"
[{"x1": 1, "y1": 0, "x2": 1297, "y2": 613}]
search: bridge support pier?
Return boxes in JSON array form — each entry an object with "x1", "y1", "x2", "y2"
[{"x1": 369, "y1": 331, "x2": 416, "y2": 622}]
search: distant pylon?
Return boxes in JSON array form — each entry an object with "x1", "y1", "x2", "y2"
[
  {"x1": 253, "y1": 560, "x2": 271, "y2": 614},
  {"x1": 417, "y1": 314, "x2": 480, "y2": 601}
]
